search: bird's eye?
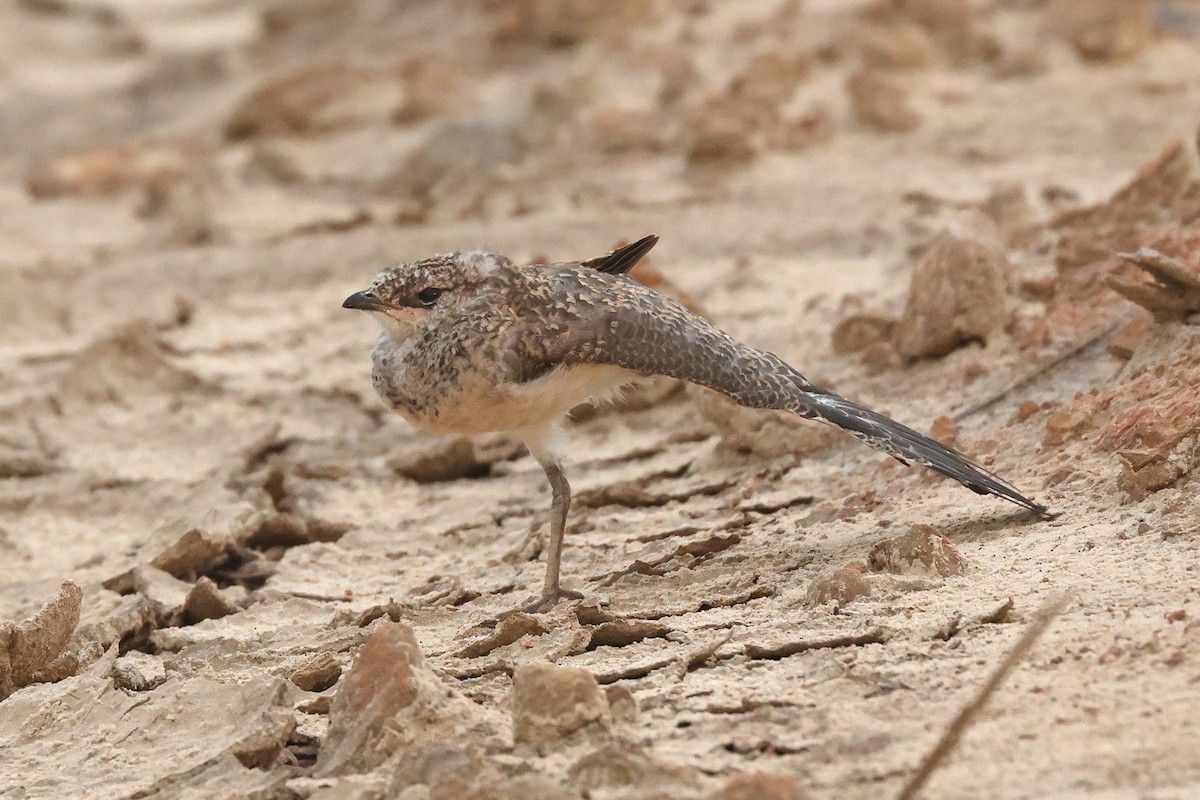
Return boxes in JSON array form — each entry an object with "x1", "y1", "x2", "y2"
[{"x1": 416, "y1": 287, "x2": 443, "y2": 306}]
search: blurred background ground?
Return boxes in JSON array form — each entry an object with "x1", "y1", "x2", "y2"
[{"x1": 1, "y1": 1, "x2": 1199, "y2": 798}]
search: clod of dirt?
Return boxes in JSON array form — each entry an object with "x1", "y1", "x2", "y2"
[
  {"x1": 224, "y1": 63, "x2": 406, "y2": 140},
  {"x1": 379, "y1": 121, "x2": 524, "y2": 213},
  {"x1": 846, "y1": 69, "x2": 921, "y2": 133},
  {"x1": 980, "y1": 182, "x2": 1035, "y2": 229},
  {"x1": 859, "y1": 23, "x2": 940, "y2": 71},
  {"x1": 133, "y1": 566, "x2": 191, "y2": 612},
  {"x1": 139, "y1": 497, "x2": 269, "y2": 581},
  {"x1": 587, "y1": 619, "x2": 669, "y2": 650},
  {"x1": 392, "y1": 55, "x2": 463, "y2": 124},
  {"x1": 712, "y1": 771, "x2": 807, "y2": 800},
  {"x1": 182, "y1": 577, "x2": 239, "y2": 624},
  {"x1": 511, "y1": 661, "x2": 612, "y2": 751},
  {"x1": 867, "y1": 524, "x2": 966, "y2": 577},
  {"x1": 288, "y1": 652, "x2": 343, "y2": 693},
  {"x1": 25, "y1": 146, "x2": 186, "y2": 200},
  {"x1": 604, "y1": 684, "x2": 638, "y2": 724},
  {"x1": 868, "y1": 0, "x2": 998, "y2": 65},
  {"x1": 0, "y1": 581, "x2": 83, "y2": 700},
  {"x1": 831, "y1": 312, "x2": 896, "y2": 355},
  {"x1": 685, "y1": 96, "x2": 761, "y2": 166},
  {"x1": 112, "y1": 651, "x2": 168, "y2": 692},
  {"x1": 929, "y1": 415, "x2": 959, "y2": 447},
  {"x1": 1044, "y1": 392, "x2": 1100, "y2": 446},
  {"x1": 56, "y1": 320, "x2": 210, "y2": 407},
  {"x1": 894, "y1": 233, "x2": 1010, "y2": 359},
  {"x1": 455, "y1": 612, "x2": 548, "y2": 659},
  {"x1": 568, "y1": 744, "x2": 702, "y2": 796},
  {"x1": 0, "y1": 447, "x2": 57, "y2": 478},
  {"x1": 71, "y1": 594, "x2": 158, "y2": 654},
  {"x1": 693, "y1": 388, "x2": 843, "y2": 459},
  {"x1": 388, "y1": 744, "x2": 578, "y2": 800},
  {"x1": 389, "y1": 436, "x2": 509, "y2": 483},
  {"x1": 1108, "y1": 248, "x2": 1200, "y2": 322},
  {"x1": 1049, "y1": 0, "x2": 1154, "y2": 62},
  {"x1": 492, "y1": 0, "x2": 655, "y2": 47},
  {"x1": 317, "y1": 621, "x2": 496, "y2": 776},
  {"x1": 1118, "y1": 453, "x2": 1189, "y2": 499},
  {"x1": 806, "y1": 562, "x2": 871, "y2": 607},
  {"x1": 993, "y1": 47, "x2": 1050, "y2": 80},
  {"x1": 729, "y1": 49, "x2": 813, "y2": 106},
  {"x1": 590, "y1": 108, "x2": 671, "y2": 155},
  {"x1": 770, "y1": 107, "x2": 838, "y2": 153}
]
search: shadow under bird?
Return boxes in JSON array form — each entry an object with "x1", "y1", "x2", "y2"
[{"x1": 344, "y1": 236, "x2": 1048, "y2": 612}]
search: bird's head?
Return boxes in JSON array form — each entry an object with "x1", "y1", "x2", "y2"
[{"x1": 343, "y1": 250, "x2": 511, "y2": 338}]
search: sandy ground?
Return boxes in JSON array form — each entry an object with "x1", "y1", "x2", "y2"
[{"x1": 2, "y1": 1, "x2": 1200, "y2": 798}]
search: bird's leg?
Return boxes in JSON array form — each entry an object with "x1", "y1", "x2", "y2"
[{"x1": 518, "y1": 455, "x2": 584, "y2": 613}]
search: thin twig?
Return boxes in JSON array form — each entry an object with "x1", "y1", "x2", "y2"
[
  {"x1": 951, "y1": 315, "x2": 1132, "y2": 422},
  {"x1": 896, "y1": 594, "x2": 1071, "y2": 800}
]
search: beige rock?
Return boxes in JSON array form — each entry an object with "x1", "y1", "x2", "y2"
[
  {"x1": 846, "y1": 70, "x2": 920, "y2": 133},
  {"x1": 0, "y1": 581, "x2": 83, "y2": 699},
  {"x1": 25, "y1": 146, "x2": 186, "y2": 200},
  {"x1": 511, "y1": 661, "x2": 612, "y2": 750},
  {"x1": 894, "y1": 234, "x2": 1010, "y2": 359},
  {"x1": 112, "y1": 651, "x2": 168, "y2": 692},
  {"x1": 831, "y1": 312, "x2": 896, "y2": 355},
  {"x1": 56, "y1": 320, "x2": 210, "y2": 408},
  {"x1": 729, "y1": 49, "x2": 813, "y2": 105},
  {"x1": 693, "y1": 387, "x2": 843, "y2": 459},
  {"x1": 806, "y1": 562, "x2": 872, "y2": 607},
  {"x1": 0, "y1": 664, "x2": 295, "y2": 797},
  {"x1": 389, "y1": 437, "x2": 499, "y2": 483},
  {"x1": 685, "y1": 97, "x2": 761, "y2": 165},
  {"x1": 289, "y1": 651, "x2": 343, "y2": 692},
  {"x1": 182, "y1": 577, "x2": 240, "y2": 624},
  {"x1": 868, "y1": 524, "x2": 967, "y2": 577},
  {"x1": 72, "y1": 593, "x2": 158, "y2": 654},
  {"x1": 225, "y1": 63, "x2": 407, "y2": 140},
  {"x1": 493, "y1": 0, "x2": 657, "y2": 47},
  {"x1": 590, "y1": 108, "x2": 670, "y2": 155},
  {"x1": 604, "y1": 684, "x2": 638, "y2": 724},
  {"x1": 1049, "y1": 0, "x2": 1154, "y2": 62},
  {"x1": 133, "y1": 566, "x2": 192, "y2": 615},
  {"x1": 569, "y1": 744, "x2": 702, "y2": 795},
  {"x1": 859, "y1": 23, "x2": 939, "y2": 71}
]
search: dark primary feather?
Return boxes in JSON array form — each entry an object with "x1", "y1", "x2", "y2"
[
  {"x1": 526, "y1": 266, "x2": 1047, "y2": 515},
  {"x1": 579, "y1": 235, "x2": 659, "y2": 275}
]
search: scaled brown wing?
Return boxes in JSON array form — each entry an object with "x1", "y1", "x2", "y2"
[{"x1": 527, "y1": 268, "x2": 1047, "y2": 514}]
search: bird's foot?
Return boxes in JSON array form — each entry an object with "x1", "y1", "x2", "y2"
[{"x1": 509, "y1": 585, "x2": 585, "y2": 616}]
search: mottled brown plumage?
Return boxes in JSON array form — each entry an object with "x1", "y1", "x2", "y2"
[{"x1": 344, "y1": 237, "x2": 1047, "y2": 612}]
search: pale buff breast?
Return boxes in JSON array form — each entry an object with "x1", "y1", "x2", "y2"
[{"x1": 394, "y1": 363, "x2": 638, "y2": 435}]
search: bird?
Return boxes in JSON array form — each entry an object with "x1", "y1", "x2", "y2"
[{"x1": 343, "y1": 235, "x2": 1048, "y2": 612}]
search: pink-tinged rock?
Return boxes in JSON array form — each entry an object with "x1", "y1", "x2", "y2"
[
  {"x1": 316, "y1": 621, "x2": 423, "y2": 775},
  {"x1": 317, "y1": 621, "x2": 499, "y2": 776}
]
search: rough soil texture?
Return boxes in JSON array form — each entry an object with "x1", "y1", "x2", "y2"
[{"x1": 2, "y1": 1, "x2": 1200, "y2": 798}]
